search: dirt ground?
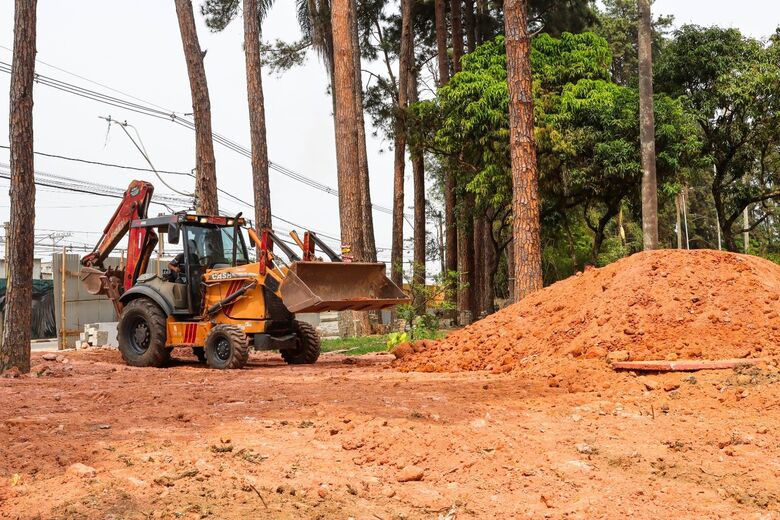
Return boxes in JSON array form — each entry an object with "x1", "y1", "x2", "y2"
[{"x1": 1, "y1": 348, "x2": 779, "y2": 519}]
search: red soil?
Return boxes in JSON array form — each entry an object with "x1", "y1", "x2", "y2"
[{"x1": 396, "y1": 250, "x2": 780, "y2": 376}]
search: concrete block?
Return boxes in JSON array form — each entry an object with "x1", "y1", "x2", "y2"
[{"x1": 92, "y1": 330, "x2": 110, "y2": 346}]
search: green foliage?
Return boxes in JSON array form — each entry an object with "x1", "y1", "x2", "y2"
[
  {"x1": 656, "y1": 25, "x2": 780, "y2": 250},
  {"x1": 394, "y1": 266, "x2": 456, "y2": 342},
  {"x1": 411, "y1": 31, "x2": 702, "y2": 269},
  {"x1": 385, "y1": 331, "x2": 408, "y2": 351},
  {"x1": 200, "y1": 0, "x2": 276, "y2": 31},
  {"x1": 321, "y1": 335, "x2": 391, "y2": 356},
  {"x1": 588, "y1": 0, "x2": 674, "y2": 86}
]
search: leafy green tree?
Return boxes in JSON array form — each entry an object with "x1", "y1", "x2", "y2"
[
  {"x1": 546, "y1": 79, "x2": 701, "y2": 257},
  {"x1": 656, "y1": 25, "x2": 780, "y2": 251},
  {"x1": 589, "y1": 0, "x2": 673, "y2": 86},
  {"x1": 410, "y1": 31, "x2": 701, "y2": 273}
]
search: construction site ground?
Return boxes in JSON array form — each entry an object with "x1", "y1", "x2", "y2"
[{"x1": 1, "y1": 348, "x2": 779, "y2": 519}]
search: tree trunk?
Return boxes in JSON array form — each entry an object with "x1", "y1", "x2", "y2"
[
  {"x1": 675, "y1": 192, "x2": 682, "y2": 249},
  {"x1": 435, "y1": 0, "x2": 457, "y2": 303},
  {"x1": 2, "y1": 0, "x2": 37, "y2": 374},
  {"x1": 472, "y1": 214, "x2": 484, "y2": 318},
  {"x1": 438, "y1": 212, "x2": 446, "y2": 276},
  {"x1": 451, "y1": 0, "x2": 464, "y2": 72},
  {"x1": 506, "y1": 237, "x2": 515, "y2": 301},
  {"x1": 434, "y1": 0, "x2": 449, "y2": 88},
  {"x1": 351, "y1": 0, "x2": 377, "y2": 262},
  {"x1": 391, "y1": 0, "x2": 412, "y2": 289},
  {"x1": 504, "y1": 0, "x2": 543, "y2": 301},
  {"x1": 476, "y1": 0, "x2": 486, "y2": 45},
  {"x1": 638, "y1": 0, "x2": 658, "y2": 250},
  {"x1": 477, "y1": 215, "x2": 495, "y2": 316},
  {"x1": 464, "y1": 0, "x2": 476, "y2": 53},
  {"x1": 175, "y1": 0, "x2": 219, "y2": 215},
  {"x1": 456, "y1": 208, "x2": 473, "y2": 326},
  {"x1": 410, "y1": 69, "x2": 426, "y2": 315},
  {"x1": 332, "y1": 0, "x2": 369, "y2": 335},
  {"x1": 243, "y1": 0, "x2": 271, "y2": 231}
]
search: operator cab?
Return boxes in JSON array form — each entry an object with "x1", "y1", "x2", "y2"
[
  {"x1": 133, "y1": 213, "x2": 250, "y2": 316},
  {"x1": 171, "y1": 215, "x2": 249, "y2": 314}
]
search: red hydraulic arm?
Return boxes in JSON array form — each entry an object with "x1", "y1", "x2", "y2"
[{"x1": 81, "y1": 180, "x2": 158, "y2": 292}]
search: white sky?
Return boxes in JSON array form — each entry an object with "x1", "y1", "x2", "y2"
[{"x1": 0, "y1": 0, "x2": 778, "y2": 267}]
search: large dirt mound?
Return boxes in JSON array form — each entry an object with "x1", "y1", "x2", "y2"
[{"x1": 396, "y1": 250, "x2": 780, "y2": 374}]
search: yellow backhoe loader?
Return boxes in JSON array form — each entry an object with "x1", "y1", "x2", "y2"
[{"x1": 79, "y1": 180, "x2": 408, "y2": 369}]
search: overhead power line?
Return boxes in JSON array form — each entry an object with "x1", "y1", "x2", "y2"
[
  {"x1": 0, "y1": 147, "x2": 407, "y2": 252},
  {"x1": 0, "y1": 59, "x2": 411, "y2": 219},
  {"x1": 0, "y1": 162, "x2": 409, "y2": 251},
  {"x1": 0, "y1": 145, "x2": 191, "y2": 176},
  {"x1": 0, "y1": 162, "x2": 190, "y2": 208}
]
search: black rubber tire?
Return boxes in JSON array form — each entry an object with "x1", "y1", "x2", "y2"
[
  {"x1": 192, "y1": 347, "x2": 207, "y2": 363},
  {"x1": 204, "y1": 325, "x2": 250, "y2": 369},
  {"x1": 281, "y1": 320, "x2": 321, "y2": 365},
  {"x1": 117, "y1": 297, "x2": 171, "y2": 368}
]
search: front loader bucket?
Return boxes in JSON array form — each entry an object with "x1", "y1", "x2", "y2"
[
  {"x1": 80, "y1": 266, "x2": 108, "y2": 296},
  {"x1": 279, "y1": 262, "x2": 409, "y2": 313}
]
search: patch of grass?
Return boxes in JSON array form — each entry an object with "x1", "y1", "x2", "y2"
[{"x1": 321, "y1": 335, "x2": 390, "y2": 355}]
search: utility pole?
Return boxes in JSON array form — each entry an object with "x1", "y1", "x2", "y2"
[{"x1": 60, "y1": 246, "x2": 66, "y2": 349}]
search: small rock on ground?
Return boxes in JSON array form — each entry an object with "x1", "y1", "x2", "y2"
[
  {"x1": 67, "y1": 463, "x2": 96, "y2": 478},
  {"x1": 396, "y1": 465, "x2": 425, "y2": 482}
]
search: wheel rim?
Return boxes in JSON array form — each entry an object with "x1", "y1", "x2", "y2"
[
  {"x1": 215, "y1": 337, "x2": 231, "y2": 361},
  {"x1": 127, "y1": 317, "x2": 151, "y2": 355}
]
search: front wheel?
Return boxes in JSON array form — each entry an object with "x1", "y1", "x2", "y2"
[
  {"x1": 281, "y1": 320, "x2": 321, "y2": 365},
  {"x1": 204, "y1": 325, "x2": 250, "y2": 369},
  {"x1": 117, "y1": 298, "x2": 170, "y2": 367}
]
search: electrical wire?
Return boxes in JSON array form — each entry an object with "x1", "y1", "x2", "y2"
[
  {"x1": 0, "y1": 150, "x2": 408, "y2": 251},
  {"x1": 0, "y1": 145, "x2": 191, "y2": 176},
  {"x1": 0, "y1": 59, "x2": 411, "y2": 218}
]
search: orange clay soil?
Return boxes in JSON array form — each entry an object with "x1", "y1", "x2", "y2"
[
  {"x1": 2, "y1": 348, "x2": 780, "y2": 519},
  {"x1": 395, "y1": 250, "x2": 780, "y2": 380}
]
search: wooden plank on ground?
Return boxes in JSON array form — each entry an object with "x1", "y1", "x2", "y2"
[{"x1": 611, "y1": 359, "x2": 762, "y2": 372}]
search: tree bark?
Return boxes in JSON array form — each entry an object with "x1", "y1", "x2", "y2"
[
  {"x1": 435, "y1": 0, "x2": 457, "y2": 304},
  {"x1": 451, "y1": 0, "x2": 464, "y2": 72},
  {"x1": 175, "y1": 0, "x2": 219, "y2": 215},
  {"x1": 434, "y1": 0, "x2": 449, "y2": 88},
  {"x1": 243, "y1": 0, "x2": 271, "y2": 230},
  {"x1": 504, "y1": 0, "x2": 543, "y2": 301},
  {"x1": 476, "y1": 0, "x2": 486, "y2": 45},
  {"x1": 506, "y1": 236, "x2": 514, "y2": 301},
  {"x1": 482, "y1": 219, "x2": 496, "y2": 315},
  {"x1": 457, "y1": 197, "x2": 474, "y2": 325},
  {"x1": 472, "y1": 214, "x2": 484, "y2": 318},
  {"x1": 332, "y1": 0, "x2": 369, "y2": 335},
  {"x1": 476, "y1": 214, "x2": 495, "y2": 316},
  {"x1": 351, "y1": 0, "x2": 377, "y2": 261},
  {"x1": 464, "y1": 0, "x2": 476, "y2": 53},
  {"x1": 410, "y1": 69, "x2": 426, "y2": 315},
  {"x1": 638, "y1": 0, "x2": 658, "y2": 249},
  {"x1": 391, "y1": 0, "x2": 412, "y2": 288},
  {"x1": 2, "y1": 0, "x2": 37, "y2": 374}
]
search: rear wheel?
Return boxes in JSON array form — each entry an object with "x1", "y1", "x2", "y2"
[
  {"x1": 117, "y1": 297, "x2": 170, "y2": 367},
  {"x1": 204, "y1": 325, "x2": 249, "y2": 369},
  {"x1": 281, "y1": 320, "x2": 321, "y2": 365}
]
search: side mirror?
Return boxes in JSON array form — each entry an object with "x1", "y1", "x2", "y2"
[{"x1": 168, "y1": 222, "x2": 181, "y2": 245}]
